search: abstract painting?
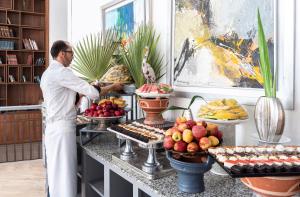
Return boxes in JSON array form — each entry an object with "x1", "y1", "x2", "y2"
[
  {"x1": 102, "y1": 0, "x2": 145, "y2": 37},
  {"x1": 173, "y1": 0, "x2": 274, "y2": 89}
]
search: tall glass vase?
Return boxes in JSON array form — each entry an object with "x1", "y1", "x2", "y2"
[{"x1": 254, "y1": 96, "x2": 285, "y2": 143}]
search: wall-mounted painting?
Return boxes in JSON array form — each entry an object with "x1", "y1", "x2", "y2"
[
  {"x1": 102, "y1": 0, "x2": 146, "y2": 36},
  {"x1": 171, "y1": 0, "x2": 295, "y2": 109},
  {"x1": 173, "y1": 0, "x2": 274, "y2": 88}
]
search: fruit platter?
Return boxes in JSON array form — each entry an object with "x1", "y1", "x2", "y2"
[
  {"x1": 135, "y1": 83, "x2": 173, "y2": 98},
  {"x1": 163, "y1": 117, "x2": 223, "y2": 160},
  {"x1": 197, "y1": 98, "x2": 248, "y2": 124},
  {"x1": 208, "y1": 145, "x2": 300, "y2": 178},
  {"x1": 81, "y1": 97, "x2": 127, "y2": 130}
]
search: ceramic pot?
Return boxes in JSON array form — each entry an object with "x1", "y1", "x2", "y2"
[
  {"x1": 138, "y1": 98, "x2": 169, "y2": 125},
  {"x1": 166, "y1": 151, "x2": 214, "y2": 193},
  {"x1": 254, "y1": 96, "x2": 285, "y2": 143},
  {"x1": 241, "y1": 176, "x2": 300, "y2": 197}
]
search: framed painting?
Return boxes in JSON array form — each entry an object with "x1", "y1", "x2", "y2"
[
  {"x1": 101, "y1": 0, "x2": 147, "y2": 36},
  {"x1": 170, "y1": 0, "x2": 295, "y2": 109}
]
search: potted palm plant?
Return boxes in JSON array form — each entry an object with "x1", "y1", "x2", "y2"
[
  {"x1": 72, "y1": 29, "x2": 119, "y2": 82},
  {"x1": 254, "y1": 9, "x2": 285, "y2": 143}
]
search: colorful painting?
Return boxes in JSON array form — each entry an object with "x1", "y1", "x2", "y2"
[
  {"x1": 173, "y1": 0, "x2": 275, "y2": 89},
  {"x1": 105, "y1": 1, "x2": 134, "y2": 35},
  {"x1": 103, "y1": 0, "x2": 145, "y2": 37}
]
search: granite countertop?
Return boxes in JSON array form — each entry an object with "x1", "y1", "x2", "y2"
[{"x1": 83, "y1": 132, "x2": 253, "y2": 197}]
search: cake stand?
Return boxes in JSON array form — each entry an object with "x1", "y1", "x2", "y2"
[{"x1": 198, "y1": 117, "x2": 249, "y2": 176}]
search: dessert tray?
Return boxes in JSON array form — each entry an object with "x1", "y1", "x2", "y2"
[
  {"x1": 108, "y1": 121, "x2": 165, "y2": 147},
  {"x1": 208, "y1": 145, "x2": 300, "y2": 178}
]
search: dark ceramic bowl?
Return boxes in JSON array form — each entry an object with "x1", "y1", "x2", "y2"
[{"x1": 167, "y1": 151, "x2": 214, "y2": 193}]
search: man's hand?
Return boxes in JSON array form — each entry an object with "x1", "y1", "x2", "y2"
[{"x1": 99, "y1": 83, "x2": 124, "y2": 96}]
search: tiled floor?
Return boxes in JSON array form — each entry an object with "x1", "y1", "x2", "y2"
[{"x1": 0, "y1": 159, "x2": 46, "y2": 197}]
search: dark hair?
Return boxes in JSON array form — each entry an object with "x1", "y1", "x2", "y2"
[{"x1": 50, "y1": 40, "x2": 69, "y2": 58}]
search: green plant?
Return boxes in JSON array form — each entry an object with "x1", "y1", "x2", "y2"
[
  {"x1": 257, "y1": 9, "x2": 276, "y2": 97},
  {"x1": 163, "y1": 95, "x2": 206, "y2": 115},
  {"x1": 121, "y1": 24, "x2": 165, "y2": 88},
  {"x1": 72, "y1": 29, "x2": 119, "y2": 82}
]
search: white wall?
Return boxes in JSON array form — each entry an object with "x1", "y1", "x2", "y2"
[{"x1": 57, "y1": 0, "x2": 299, "y2": 144}]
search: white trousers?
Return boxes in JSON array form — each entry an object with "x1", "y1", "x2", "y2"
[{"x1": 45, "y1": 120, "x2": 77, "y2": 197}]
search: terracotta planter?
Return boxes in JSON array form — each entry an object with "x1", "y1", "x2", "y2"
[
  {"x1": 241, "y1": 176, "x2": 300, "y2": 197},
  {"x1": 138, "y1": 98, "x2": 169, "y2": 125}
]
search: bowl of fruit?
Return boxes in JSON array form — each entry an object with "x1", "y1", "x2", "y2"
[
  {"x1": 163, "y1": 117, "x2": 223, "y2": 193},
  {"x1": 84, "y1": 97, "x2": 126, "y2": 119}
]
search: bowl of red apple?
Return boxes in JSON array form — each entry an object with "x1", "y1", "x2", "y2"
[
  {"x1": 164, "y1": 117, "x2": 223, "y2": 193},
  {"x1": 83, "y1": 97, "x2": 126, "y2": 120}
]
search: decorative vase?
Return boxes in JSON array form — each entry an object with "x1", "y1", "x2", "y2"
[
  {"x1": 241, "y1": 176, "x2": 300, "y2": 197},
  {"x1": 254, "y1": 96, "x2": 285, "y2": 143},
  {"x1": 166, "y1": 151, "x2": 214, "y2": 193},
  {"x1": 138, "y1": 98, "x2": 169, "y2": 125}
]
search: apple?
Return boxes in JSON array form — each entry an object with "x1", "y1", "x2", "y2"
[
  {"x1": 187, "y1": 142, "x2": 199, "y2": 153},
  {"x1": 177, "y1": 123, "x2": 188, "y2": 132},
  {"x1": 206, "y1": 123, "x2": 218, "y2": 136},
  {"x1": 182, "y1": 129, "x2": 193, "y2": 143},
  {"x1": 174, "y1": 140, "x2": 187, "y2": 152},
  {"x1": 112, "y1": 104, "x2": 118, "y2": 109},
  {"x1": 199, "y1": 137, "x2": 212, "y2": 150},
  {"x1": 165, "y1": 128, "x2": 173, "y2": 136},
  {"x1": 216, "y1": 130, "x2": 223, "y2": 141},
  {"x1": 90, "y1": 103, "x2": 97, "y2": 110},
  {"x1": 208, "y1": 136, "x2": 219, "y2": 146},
  {"x1": 163, "y1": 136, "x2": 175, "y2": 149},
  {"x1": 172, "y1": 131, "x2": 182, "y2": 142},
  {"x1": 176, "y1": 116, "x2": 187, "y2": 124},
  {"x1": 192, "y1": 125, "x2": 207, "y2": 140},
  {"x1": 103, "y1": 112, "x2": 110, "y2": 117},
  {"x1": 119, "y1": 109, "x2": 125, "y2": 115},
  {"x1": 173, "y1": 122, "x2": 179, "y2": 127},
  {"x1": 114, "y1": 111, "x2": 121, "y2": 116},
  {"x1": 186, "y1": 120, "x2": 196, "y2": 129},
  {"x1": 196, "y1": 121, "x2": 207, "y2": 128}
]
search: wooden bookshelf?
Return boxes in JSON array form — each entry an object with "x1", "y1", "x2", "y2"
[{"x1": 0, "y1": 0, "x2": 48, "y2": 106}]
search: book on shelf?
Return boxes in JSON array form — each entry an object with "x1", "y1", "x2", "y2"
[
  {"x1": 35, "y1": 57, "x2": 45, "y2": 66},
  {"x1": 22, "y1": 38, "x2": 31, "y2": 50},
  {"x1": 7, "y1": 17, "x2": 11, "y2": 25},
  {"x1": 26, "y1": 54, "x2": 33, "y2": 65},
  {"x1": 7, "y1": 54, "x2": 18, "y2": 65},
  {"x1": 9, "y1": 75, "x2": 15, "y2": 82},
  {"x1": 23, "y1": 38, "x2": 39, "y2": 50}
]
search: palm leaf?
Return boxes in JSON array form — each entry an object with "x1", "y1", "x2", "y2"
[
  {"x1": 187, "y1": 95, "x2": 206, "y2": 109},
  {"x1": 257, "y1": 9, "x2": 275, "y2": 97},
  {"x1": 121, "y1": 24, "x2": 166, "y2": 88},
  {"x1": 72, "y1": 29, "x2": 118, "y2": 82}
]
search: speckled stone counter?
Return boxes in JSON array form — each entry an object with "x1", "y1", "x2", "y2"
[{"x1": 83, "y1": 132, "x2": 253, "y2": 197}]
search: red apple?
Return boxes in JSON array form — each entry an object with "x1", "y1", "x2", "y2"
[
  {"x1": 165, "y1": 128, "x2": 173, "y2": 136},
  {"x1": 199, "y1": 137, "x2": 212, "y2": 150},
  {"x1": 96, "y1": 105, "x2": 102, "y2": 110},
  {"x1": 172, "y1": 131, "x2": 182, "y2": 142},
  {"x1": 177, "y1": 123, "x2": 188, "y2": 132},
  {"x1": 186, "y1": 120, "x2": 196, "y2": 129},
  {"x1": 103, "y1": 112, "x2": 110, "y2": 117},
  {"x1": 114, "y1": 111, "x2": 121, "y2": 116},
  {"x1": 192, "y1": 125, "x2": 207, "y2": 140},
  {"x1": 176, "y1": 116, "x2": 187, "y2": 124},
  {"x1": 187, "y1": 142, "x2": 199, "y2": 153},
  {"x1": 174, "y1": 140, "x2": 187, "y2": 152},
  {"x1": 216, "y1": 130, "x2": 223, "y2": 141},
  {"x1": 90, "y1": 103, "x2": 97, "y2": 110},
  {"x1": 163, "y1": 136, "x2": 175, "y2": 150},
  {"x1": 206, "y1": 123, "x2": 218, "y2": 136},
  {"x1": 196, "y1": 121, "x2": 207, "y2": 128}
]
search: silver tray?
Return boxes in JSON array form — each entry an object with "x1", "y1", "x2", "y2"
[{"x1": 81, "y1": 114, "x2": 124, "y2": 121}]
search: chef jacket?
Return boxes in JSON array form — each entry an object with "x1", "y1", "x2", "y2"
[{"x1": 41, "y1": 60, "x2": 99, "y2": 123}]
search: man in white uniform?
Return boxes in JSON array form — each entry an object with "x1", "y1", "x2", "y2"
[{"x1": 41, "y1": 40, "x2": 122, "y2": 197}]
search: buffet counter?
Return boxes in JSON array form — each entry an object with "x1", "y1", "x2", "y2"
[{"x1": 81, "y1": 132, "x2": 253, "y2": 197}]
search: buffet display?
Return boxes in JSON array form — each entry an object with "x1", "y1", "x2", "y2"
[{"x1": 208, "y1": 145, "x2": 300, "y2": 178}]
